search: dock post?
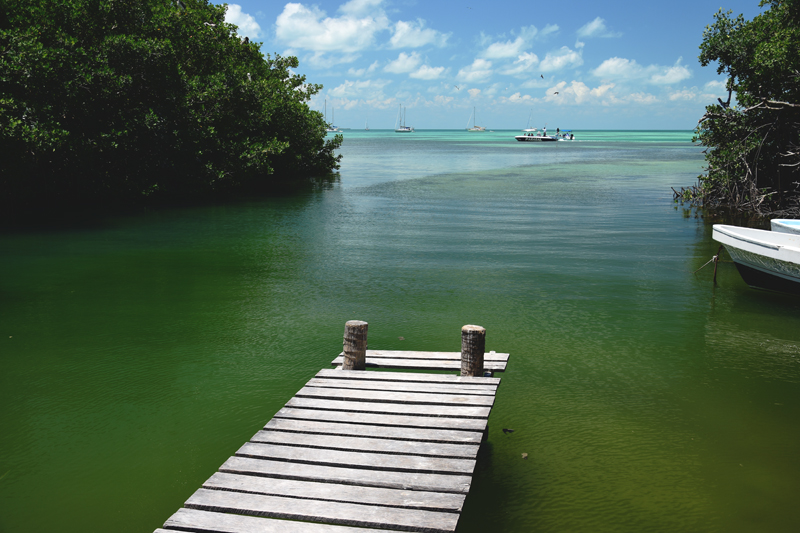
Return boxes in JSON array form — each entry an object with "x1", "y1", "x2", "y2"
[
  {"x1": 342, "y1": 320, "x2": 368, "y2": 370},
  {"x1": 460, "y1": 325, "x2": 485, "y2": 377}
]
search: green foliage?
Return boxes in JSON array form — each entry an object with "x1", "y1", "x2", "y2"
[
  {"x1": 0, "y1": 0, "x2": 341, "y2": 211},
  {"x1": 690, "y1": 0, "x2": 800, "y2": 216}
]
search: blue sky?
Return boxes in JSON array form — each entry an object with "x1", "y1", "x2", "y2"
[{"x1": 223, "y1": 0, "x2": 764, "y2": 130}]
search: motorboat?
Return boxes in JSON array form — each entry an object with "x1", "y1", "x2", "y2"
[
  {"x1": 395, "y1": 105, "x2": 414, "y2": 133},
  {"x1": 771, "y1": 219, "x2": 800, "y2": 234},
  {"x1": 466, "y1": 107, "x2": 486, "y2": 132},
  {"x1": 515, "y1": 129, "x2": 557, "y2": 142},
  {"x1": 712, "y1": 224, "x2": 800, "y2": 294}
]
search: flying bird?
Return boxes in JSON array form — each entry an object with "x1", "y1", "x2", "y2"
[
  {"x1": 540, "y1": 74, "x2": 544, "y2": 78},
  {"x1": 454, "y1": 85, "x2": 460, "y2": 90},
  {"x1": 553, "y1": 91, "x2": 559, "y2": 95}
]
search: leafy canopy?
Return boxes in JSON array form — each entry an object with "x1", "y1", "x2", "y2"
[
  {"x1": 0, "y1": 0, "x2": 342, "y2": 211},
  {"x1": 688, "y1": 0, "x2": 800, "y2": 216}
]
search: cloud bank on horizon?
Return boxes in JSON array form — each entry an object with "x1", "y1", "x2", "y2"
[{"x1": 225, "y1": 0, "x2": 762, "y2": 129}]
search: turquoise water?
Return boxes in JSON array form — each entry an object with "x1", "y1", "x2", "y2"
[{"x1": 2, "y1": 130, "x2": 800, "y2": 532}]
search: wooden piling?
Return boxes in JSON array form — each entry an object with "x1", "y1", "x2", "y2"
[
  {"x1": 341, "y1": 320, "x2": 368, "y2": 370},
  {"x1": 460, "y1": 325, "x2": 485, "y2": 377}
]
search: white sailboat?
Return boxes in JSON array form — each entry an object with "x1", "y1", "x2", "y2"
[
  {"x1": 466, "y1": 107, "x2": 486, "y2": 132},
  {"x1": 394, "y1": 105, "x2": 414, "y2": 133},
  {"x1": 522, "y1": 109, "x2": 538, "y2": 132},
  {"x1": 324, "y1": 99, "x2": 341, "y2": 133}
]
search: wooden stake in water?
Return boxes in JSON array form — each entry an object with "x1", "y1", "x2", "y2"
[
  {"x1": 461, "y1": 325, "x2": 485, "y2": 377},
  {"x1": 342, "y1": 320, "x2": 368, "y2": 370}
]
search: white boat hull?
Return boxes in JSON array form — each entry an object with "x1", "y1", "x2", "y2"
[
  {"x1": 713, "y1": 224, "x2": 800, "y2": 294},
  {"x1": 771, "y1": 219, "x2": 800, "y2": 235},
  {"x1": 515, "y1": 134, "x2": 557, "y2": 142}
]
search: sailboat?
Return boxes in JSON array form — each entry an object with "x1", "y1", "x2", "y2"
[
  {"x1": 466, "y1": 107, "x2": 486, "y2": 132},
  {"x1": 324, "y1": 99, "x2": 341, "y2": 133},
  {"x1": 365, "y1": 118, "x2": 369, "y2": 131},
  {"x1": 394, "y1": 105, "x2": 414, "y2": 133},
  {"x1": 522, "y1": 109, "x2": 538, "y2": 132}
]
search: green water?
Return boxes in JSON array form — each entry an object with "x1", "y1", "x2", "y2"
[{"x1": 2, "y1": 130, "x2": 800, "y2": 532}]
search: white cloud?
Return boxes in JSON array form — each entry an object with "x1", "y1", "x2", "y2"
[
  {"x1": 593, "y1": 57, "x2": 691, "y2": 85},
  {"x1": 384, "y1": 52, "x2": 422, "y2": 73},
  {"x1": 650, "y1": 60, "x2": 692, "y2": 85},
  {"x1": 576, "y1": 17, "x2": 621, "y2": 39},
  {"x1": 275, "y1": 2, "x2": 390, "y2": 53},
  {"x1": 457, "y1": 59, "x2": 493, "y2": 83},
  {"x1": 540, "y1": 47, "x2": 583, "y2": 72},
  {"x1": 339, "y1": 0, "x2": 383, "y2": 16},
  {"x1": 434, "y1": 95, "x2": 454, "y2": 105},
  {"x1": 306, "y1": 52, "x2": 361, "y2": 68},
  {"x1": 668, "y1": 89, "x2": 698, "y2": 101},
  {"x1": 347, "y1": 61, "x2": 380, "y2": 77},
  {"x1": 225, "y1": 4, "x2": 261, "y2": 37},
  {"x1": 704, "y1": 80, "x2": 727, "y2": 92},
  {"x1": 330, "y1": 78, "x2": 391, "y2": 98},
  {"x1": 389, "y1": 19, "x2": 450, "y2": 49},
  {"x1": 481, "y1": 25, "x2": 550, "y2": 59},
  {"x1": 410, "y1": 65, "x2": 446, "y2": 80},
  {"x1": 484, "y1": 37, "x2": 529, "y2": 59},
  {"x1": 544, "y1": 80, "x2": 616, "y2": 105},
  {"x1": 468, "y1": 88, "x2": 481, "y2": 98},
  {"x1": 502, "y1": 92, "x2": 535, "y2": 104},
  {"x1": 499, "y1": 52, "x2": 539, "y2": 76}
]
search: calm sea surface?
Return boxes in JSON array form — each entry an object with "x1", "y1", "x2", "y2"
[{"x1": 2, "y1": 130, "x2": 800, "y2": 532}]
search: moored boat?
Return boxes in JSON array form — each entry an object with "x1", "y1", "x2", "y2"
[
  {"x1": 771, "y1": 219, "x2": 800, "y2": 235},
  {"x1": 466, "y1": 107, "x2": 486, "y2": 132},
  {"x1": 515, "y1": 129, "x2": 557, "y2": 142},
  {"x1": 394, "y1": 105, "x2": 414, "y2": 133},
  {"x1": 712, "y1": 224, "x2": 800, "y2": 294}
]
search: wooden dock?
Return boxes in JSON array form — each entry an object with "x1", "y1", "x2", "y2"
[{"x1": 155, "y1": 324, "x2": 508, "y2": 533}]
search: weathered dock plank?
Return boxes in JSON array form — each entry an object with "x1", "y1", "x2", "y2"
[
  {"x1": 236, "y1": 442, "x2": 476, "y2": 474},
  {"x1": 203, "y1": 472, "x2": 467, "y2": 512},
  {"x1": 332, "y1": 357, "x2": 507, "y2": 371},
  {"x1": 251, "y1": 429, "x2": 480, "y2": 457},
  {"x1": 160, "y1": 508, "x2": 404, "y2": 533},
  {"x1": 185, "y1": 488, "x2": 461, "y2": 533},
  {"x1": 315, "y1": 368, "x2": 501, "y2": 385},
  {"x1": 295, "y1": 386, "x2": 497, "y2": 407},
  {"x1": 264, "y1": 417, "x2": 485, "y2": 442},
  {"x1": 284, "y1": 396, "x2": 492, "y2": 418},
  {"x1": 307, "y1": 377, "x2": 497, "y2": 396},
  {"x1": 219, "y1": 456, "x2": 474, "y2": 493},
  {"x1": 272, "y1": 407, "x2": 489, "y2": 431}
]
